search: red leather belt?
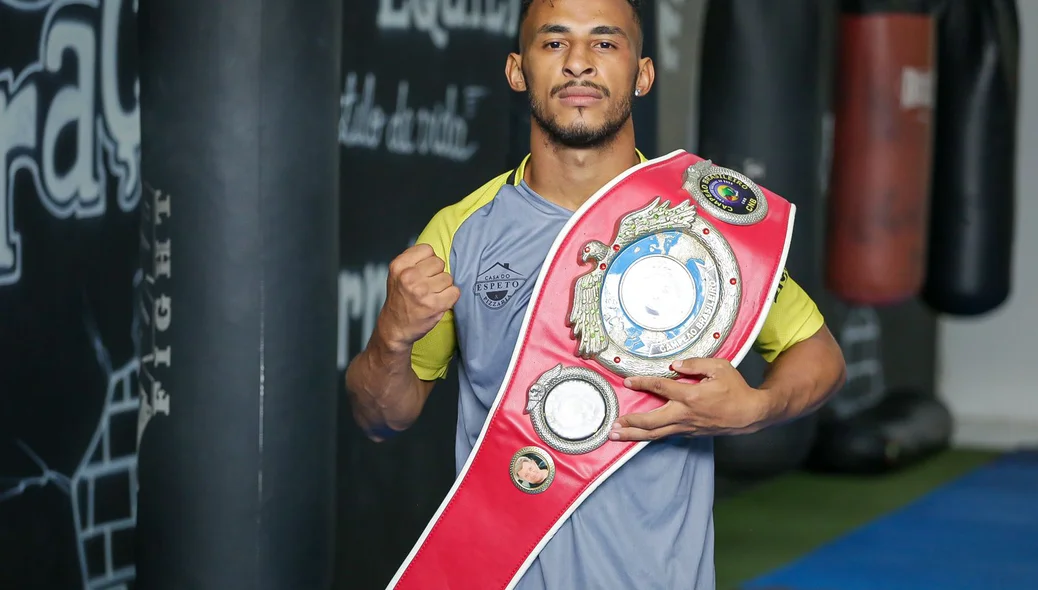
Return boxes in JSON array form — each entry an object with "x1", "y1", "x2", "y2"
[{"x1": 388, "y1": 150, "x2": 795, "y2": 590}]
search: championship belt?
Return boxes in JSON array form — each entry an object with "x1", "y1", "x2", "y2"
[{"x1": 387, "y1": 150, "x2": 795, "y2": 590}]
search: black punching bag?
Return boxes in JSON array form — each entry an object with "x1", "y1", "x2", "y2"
[
  {"x1": 698, "y1": 0, "x2": 834, "y2": 477},
  {"x1": 134, "y1": 0, "x2": 342, "y2": 588},
  {"x1": 697, "y1": 0, "x2": 832, "y2": 269},
  {"x1": 654, "y1": 0, "x2": 709, "y2": 154},
  {"x1": 922, "y1": 0, "x2": 1020, "y2": 316}
]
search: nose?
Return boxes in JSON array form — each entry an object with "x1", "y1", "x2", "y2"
[{"x1": 563, "y1": 46, "x2": 595, "y2": 78}]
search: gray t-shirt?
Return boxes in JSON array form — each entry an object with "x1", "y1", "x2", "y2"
[{"x1": 416, "y1": 175, "x2": 716, "y2": 590}]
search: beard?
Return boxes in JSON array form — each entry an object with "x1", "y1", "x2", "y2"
[{"x1": 527, "y1": 77, "x2": 635, "y2": 149}]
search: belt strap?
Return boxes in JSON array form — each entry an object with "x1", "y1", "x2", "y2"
[{"x1": 388, "y1": 150, "x2": 796, "y2": 590}]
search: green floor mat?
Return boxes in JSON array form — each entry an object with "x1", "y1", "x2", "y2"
[{"x1": 713, "y1": 449, "x2": 999, "y2": 590}]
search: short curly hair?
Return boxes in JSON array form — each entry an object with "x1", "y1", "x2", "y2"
[{"x1": 518, "y1": 0, "x2": 643, "y2": 38}]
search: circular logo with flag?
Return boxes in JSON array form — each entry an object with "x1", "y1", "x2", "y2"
[{"x1": 682, "y1": 160, "x2": 769, "y2": 225}]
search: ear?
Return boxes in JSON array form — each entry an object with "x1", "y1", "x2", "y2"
[
  {"x1": 634, "y1": 57, "x2": 655, "y2": 97},
  {"x1": 506, "y1": 53, "x2": 527, "y2": 92}
]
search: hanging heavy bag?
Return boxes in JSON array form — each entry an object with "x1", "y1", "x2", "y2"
[
  {"x1": 696, "y1": 0, "x2": 834, "y2": 479},
  {"x1": 698, "y1": 0, "x2": 831, "y2": 286},
  {"x1": 134, "y1": 0, "x2": 342, "y2": 587},
  {"x1": 655, "y1": 0, "x2": 708, "y2": 153},
  {"x1": 922, "y1": 0, "x2": 1020, "y2": 316},
  {"x1": 824, "y1": 0, "x2": 937, "y2": 306}
]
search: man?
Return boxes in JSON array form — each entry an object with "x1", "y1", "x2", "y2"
[
  {"x1": 345, "y1": 0, "x2": 847, "y2": 587},
  {"x1": 513, "y1": 455, "x2": 550, "y2": 488}
]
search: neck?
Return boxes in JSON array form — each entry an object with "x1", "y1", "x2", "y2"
[{"x1": 522, "y1": 121, "x2": 641, "y2": 212}]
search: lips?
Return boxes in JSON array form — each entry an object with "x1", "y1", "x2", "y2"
[
  {"x1": 557, "y1": 87, "x2": 604, "y2": 99},
  {"x1": 556, "y1": 86, "x2": 604, "y2": 107}
]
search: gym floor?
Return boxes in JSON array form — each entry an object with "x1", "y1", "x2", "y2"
[{"x1": 712, "y1": 448, "x2": 1037, "y2": 590}]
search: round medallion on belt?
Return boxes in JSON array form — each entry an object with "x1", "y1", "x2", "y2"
[
  {"x1": 604, "y1": 230, "x2": 724, "y2": 359},
  {"x1": 509, "y1": 446, "x2": 556, "y2": 494},
  {"x1": 682, "y1": 159, "x2": 768, "y2": 226},
  {"x1": 569, "y1": 197, "x2": 742, "y2": 379},
  {"x1": 526, "y1": 364, "x2": 619, "y2": 455}
]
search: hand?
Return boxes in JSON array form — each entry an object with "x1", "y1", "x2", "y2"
[
  {"x1": 377, "y1": 244, "x2": 461, "y2": 350},
  {"x1": 609, "y1": 357, "x2": 771, "y2": 441}
]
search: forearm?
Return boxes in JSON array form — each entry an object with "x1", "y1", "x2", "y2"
[
  {"x1": 345, "y1": 323, "x2": 432, "y2": 440},
  {"x1": 758, "y1": 325, "x2": 846, "y2": 426}
]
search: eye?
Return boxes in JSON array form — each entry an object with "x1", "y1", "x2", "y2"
[
  {"x1": 545, "y1": 41, "x2": 563, "y2": 49},
  {"x1": 596, "y1": 41, "x2": 616, "y2": 49}
]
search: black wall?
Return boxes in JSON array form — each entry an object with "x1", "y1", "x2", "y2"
[{"x1": 336, "y1": 2, "x2": 520, "y2": 588}]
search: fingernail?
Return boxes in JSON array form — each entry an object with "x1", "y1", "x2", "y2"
[
  {"x1": 611, "y1": 422, "x2": 621, "y2": 430},
  {"x1": 608, "y1": 431, "x2": 620, "y2": 440},
  {"x1": 623, "y1": 378, "x2": 632, "y2": 388},
  {"x1": 672, "y1": 360, "x2": 682, "y2": 369}
]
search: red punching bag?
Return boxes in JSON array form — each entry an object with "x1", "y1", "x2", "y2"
[{"x1": 825, "y1": 0, "x2": 936, "y2": 306}]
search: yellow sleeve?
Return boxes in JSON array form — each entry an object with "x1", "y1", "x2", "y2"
[
  {"x1": 752, "y1": 269, "x2": 825, "y2": 363},
  {"x1": 409, "y1": 209, "x2": 459, "y2": 381},
  {"x1": 409, "y1": 171, "x2": 512, "y2": 381}
]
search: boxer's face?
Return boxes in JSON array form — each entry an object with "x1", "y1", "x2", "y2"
[
  {"x1": 508, "y1": 0, "x2": 653, "y2": 149},
  {"x1": 518, "y1": 460, "x2": 547, "y2": 484}
]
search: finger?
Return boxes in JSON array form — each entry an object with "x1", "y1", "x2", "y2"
[
  {"x1": 672, "y1": 357, "x2": 730, "y2": 378},
  {"x1": 394, "y1": 243, "x2": 436, "y2": 268},
  {"x1": 623, "y1": 375, "x2": 692, "y2": 401},
  {"x1": 425, "y1": 271, "x2": 454, "y2": 293},
  {"x1": 429, "y1": 285, "x2": 461, "y2": 310},
  {"x1": 608, "y1": 423, "x2": 689, "y2": 442},
  {"x1": 414, "y1": 253, "x2": 447, "y2": 277},
  {"x1": 612, "y1": 402, "x2": 684, "y2": 431}
]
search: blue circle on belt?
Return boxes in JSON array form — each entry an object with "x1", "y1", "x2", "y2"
[
  {"x1": 701, "y1": 173, "x2": 759, "y2": 217},
  {"x1": 603, "y1": 231, "x2": 711, "y2": 359}
]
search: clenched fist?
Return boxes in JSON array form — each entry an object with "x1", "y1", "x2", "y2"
[{"x1": 378, "y1": 243, "x2": 461, "y2": 350}]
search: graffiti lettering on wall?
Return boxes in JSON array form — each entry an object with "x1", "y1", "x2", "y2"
[
  {"x1": 376, "y1": 0, "x2": 521, "y2": 50},
  {"x1": 339, "y1": 72, "x2": 489, "y2": 163},
  {"x1": 0, "y1": 0, "x2": 140, "y2": 287},
  {"x1": 337, "y1": 236, "x2": 416, "y2": 370},
  {"x1": 337, "y1": 264, "x2": 389, "y2": 370},
  {"x1": 0, "y1": 0, "x2": 141, "y2": 587}
]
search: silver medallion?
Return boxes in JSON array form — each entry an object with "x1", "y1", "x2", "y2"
[
  {"x1": 682, "y1": 159, "x2": 768, "y2": 226},
  {"x1": 510, "y1": 446, "x2": 556, "y2": 494},
  {"x1": 569, "y1": 197, "x2": 741, "y2": 379},
  {"x1": 525, "y1": 364, "x2": 619, "y2": 455}
]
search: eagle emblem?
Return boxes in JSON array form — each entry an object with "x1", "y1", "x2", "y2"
[{"x1": 569, "y1": 197, "x2": 699, "y2": 359}]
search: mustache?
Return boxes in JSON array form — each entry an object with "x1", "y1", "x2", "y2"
[{"x1": 550, "y1": 80, "x2": 611, "y2": 98}]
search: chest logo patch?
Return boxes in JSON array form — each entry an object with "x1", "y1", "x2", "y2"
[{"x1": 474, "y1": 263, "x2": 526, "y2": 309}]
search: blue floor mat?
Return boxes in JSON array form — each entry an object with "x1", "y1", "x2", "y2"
[{"x1": 742, "y1": 450, "x2": 1038, "y2": 590}]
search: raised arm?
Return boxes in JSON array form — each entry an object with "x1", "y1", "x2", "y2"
[{"x1": 345, "y1": 244, "x2": 460, "y2": 441}]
